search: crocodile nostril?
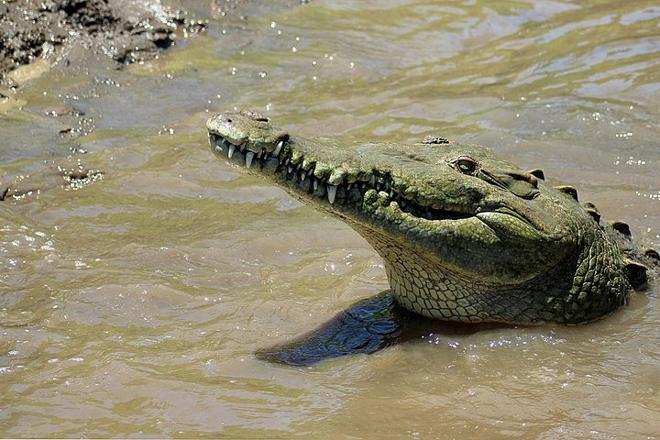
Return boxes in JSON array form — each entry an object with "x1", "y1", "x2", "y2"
[{"x1": 226, "y1": 118, "x2": 232, "y2": 123}]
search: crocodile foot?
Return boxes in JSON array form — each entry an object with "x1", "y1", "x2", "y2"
[
  {"x1": 256, "y1": 291, "x2": 407, "y2": 366},
  {"x1": 256, "y1": 291, "x2": 504, "y2": 366}
]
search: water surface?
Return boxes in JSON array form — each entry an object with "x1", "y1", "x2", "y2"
[{"x1": 1, "y1": 0, "x2": 659, "y2": 438}]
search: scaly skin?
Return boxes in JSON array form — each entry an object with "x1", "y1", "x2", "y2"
[{"x1": 206, "y1": 110, "x2": 655, "y2": 325}]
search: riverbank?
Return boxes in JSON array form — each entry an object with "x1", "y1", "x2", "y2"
[
  {"x1": 0, "y1": 0, "x2": 300, "y2": 201},
  {"x1": 0, "y1": 0, "x2": 206, "y2": 86}
]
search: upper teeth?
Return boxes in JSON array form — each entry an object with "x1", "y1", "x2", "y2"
[
  {"x1": 273, "y1": 140, "x2": 283, "y2": 157},
  {"x1": 212, "y1": 135, "x2": 400, "y2": 210}
]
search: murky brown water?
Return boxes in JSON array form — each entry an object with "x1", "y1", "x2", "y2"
[{"x1": 1, "y1": 1, "x2": 659, "y2": 438}]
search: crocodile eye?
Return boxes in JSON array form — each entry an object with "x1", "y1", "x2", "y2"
[{"x1": 453, "y1": 156, "x2": 479, "y2": 175}]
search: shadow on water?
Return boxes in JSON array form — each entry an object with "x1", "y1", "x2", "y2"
[{"x1": 257, "y1": 291, "x2": 507, "y2": 366}]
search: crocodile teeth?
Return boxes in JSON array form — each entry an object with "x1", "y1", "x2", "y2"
[
  {"x1": 228, "y1": 144, "x2": 236, "y2": 159},
  {"x1": 327, "y1": 184, "x2": 338, "y2": 204},
  {"x1": 245, "y1": 151, "x2": 254, "y2": 168},
  {"x1": 273, "y1": 140, "x2": 283, "y2": 157}
]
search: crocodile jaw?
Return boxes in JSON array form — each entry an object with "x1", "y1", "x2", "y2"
[{"x1": 206, "y1": 131, "x2": 480, "y2": 231}]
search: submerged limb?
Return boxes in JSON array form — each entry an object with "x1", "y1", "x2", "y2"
[
  {"x1": 256, "y1": 291, "x2": 510, "y2": 366},
  {"x1": 256, "y1": 291, "x2": 409, "y2": 366}
]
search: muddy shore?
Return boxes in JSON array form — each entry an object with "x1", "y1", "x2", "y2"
[
  {"x1": 0, "y1": 0, "x2": 301, "y2": 202},
  {"x1": 0, "y1": 0, "x2": 207, "y2": 85}
]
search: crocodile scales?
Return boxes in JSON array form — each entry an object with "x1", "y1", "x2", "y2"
[{"x1": 206, "y1": 110, "x2": 657, "y2": 365}]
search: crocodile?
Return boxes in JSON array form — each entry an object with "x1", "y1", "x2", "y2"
[{"x1": 206, "y1": 110, "x2": 658, "y2": 365}]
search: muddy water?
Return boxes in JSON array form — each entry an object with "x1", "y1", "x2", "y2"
[{"x1": 1, "y1": 0, "x2": 659, "y2": 438}]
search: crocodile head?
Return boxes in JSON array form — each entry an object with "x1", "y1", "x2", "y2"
[{"x1": 207, "y1": 111, "x2": 634, "y2": 324}]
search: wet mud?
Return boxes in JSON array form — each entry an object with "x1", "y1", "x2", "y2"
[
  {"x1": 0, "y1": 0, "x2": 206, "y2": 83},
  {"x1": 0, "y1": 0, "x2": 298, "y2": 202}
]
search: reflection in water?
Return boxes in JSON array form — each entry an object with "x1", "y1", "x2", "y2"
[{"x1": 1, "y1": 0, "x2": 659, "y2": 438}]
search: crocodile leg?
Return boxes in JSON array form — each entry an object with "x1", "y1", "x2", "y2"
[
  {"x1": 256, "y1": 290, "x2": 513, "y2": 365},
  {"x1": 256, "y1": 291, "x2": 409, "y2": 366}
]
